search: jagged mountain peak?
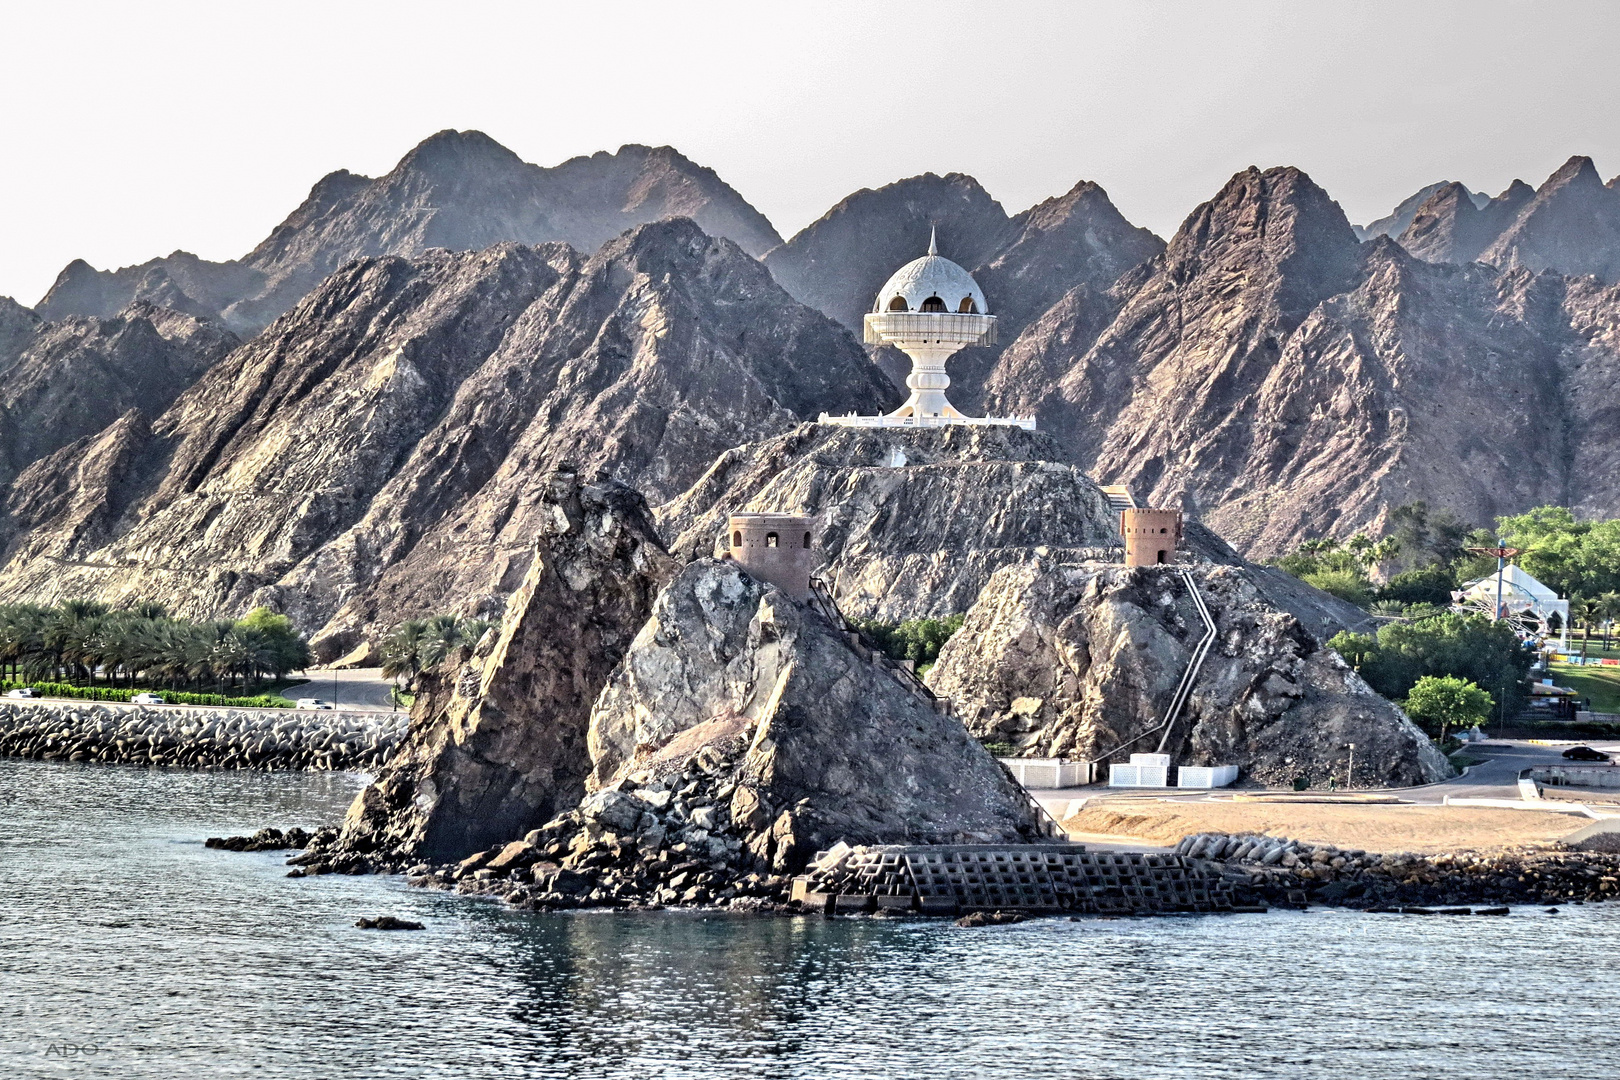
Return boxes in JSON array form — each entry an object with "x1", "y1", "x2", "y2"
[{"x1": 396, "y1": 128, "x2": 527, "y2": 172}]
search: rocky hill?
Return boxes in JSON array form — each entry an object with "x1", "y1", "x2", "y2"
[
  {"x1": 654, "y1": 422, "x2": 1376, "y2": 639},
  {"x1": 927, "y1": 559, "x2": 1449, "y2": 787},
  {"x1": 0, "y1": 220, "x2": 896, "y2": 650},
  {"x1": 35, "y1": 131, "x2": 781, "y2": 335},
  {"x1": 0, "y1": 302, "x2": 238, "y2": 486}
]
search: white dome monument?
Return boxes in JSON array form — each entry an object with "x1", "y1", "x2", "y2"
[{"x1": 820, "y1": 227, "x2": 1035, "y2": 429}]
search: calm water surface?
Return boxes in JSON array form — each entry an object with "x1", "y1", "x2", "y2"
[{"x1": 2, "y1": 758, "x2": 1616, "y2": 1079}]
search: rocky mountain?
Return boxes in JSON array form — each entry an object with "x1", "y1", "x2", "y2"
[
  {"x1": 36, "y1": 132, "x2": 781, "y2": 335},
  {"x1": 654, "y1": 422, "x2": 1377, "y2": 639},
  {"x1": 1354, "y1": 181, "x2": 1485, "y2": 241},
  {"x1": 927, "y1": 559, "x2": 1449, "y2": 787},
  {"x1": 1478, "y1": 155, "x2": 1620, "y2": 281},
  {"x1": 0, "y1": 302, "x2": 238, "y2": 486},
  {"x1": 974, "y1": 163, "x2": 1620, "y2": 555},
  {"x1": 1398, "y1": 179, "x2": 1536, "y2": 264},
  {"x1": 0, "y1": 219, "x2": 897, "y2": 648},
  {"x1": 0, "y1": 297, "x2": 41, "y2": 377}
]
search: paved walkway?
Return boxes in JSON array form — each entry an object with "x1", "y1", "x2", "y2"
[{"x1": 1028, "y1": 738, "x2": 1620, "y2": 837}]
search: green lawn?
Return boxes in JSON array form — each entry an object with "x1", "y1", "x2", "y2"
[
  {"x1": 1558, "y1": 634, "x2": 1620, "y2": 660},
  {"x1": 1549, "y1": 662, "x2": 1620, "y2": 714}
]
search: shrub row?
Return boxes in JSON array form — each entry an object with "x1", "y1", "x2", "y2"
[{"x1": 0, "y1": 679, "x2": 289, "y2": 709}]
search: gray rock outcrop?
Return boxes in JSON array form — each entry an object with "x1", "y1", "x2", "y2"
[
  {"x1": 337, "y1": 472, "x2": 676, "y2": 861},
  {"x1": 583, "y1": 559, "x2": 1039, "y2": 860},
  {"x1": 927, "y1": 559, "x2": 1448, "y2": 787}
]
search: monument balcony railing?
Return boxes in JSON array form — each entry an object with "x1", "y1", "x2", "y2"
[{"x1": 862, "y1": 311, "x2": 997, "y2": 346}]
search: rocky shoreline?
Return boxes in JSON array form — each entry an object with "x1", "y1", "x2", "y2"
[
  {"x1": 250, "y1": 822, "x2": 1620, "y2": 918},
  {"x1": 1176, "y1": 832, "x2": 1620, "y2": 910},
  {"x1": 0, "y1": 701, "x2": 405, "y2": 771}
]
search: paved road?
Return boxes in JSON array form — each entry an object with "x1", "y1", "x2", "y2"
[{"x1": 283, "y1": 667, "x2": 402, "y2": 713}]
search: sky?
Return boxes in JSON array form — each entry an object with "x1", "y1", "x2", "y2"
[{"x1": 3, "y1": 0, "x2": 1620, "y2": 304}]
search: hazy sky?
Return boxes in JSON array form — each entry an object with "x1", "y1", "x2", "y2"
[{"x1": 4, "y1": 1, "x2": 1620, "y2": 305}]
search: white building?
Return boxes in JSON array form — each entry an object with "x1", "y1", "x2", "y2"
[
  {"x1": 819, "y1": 229, "x2": 1035, "y2": 430},
  {"x1": 1453, "y1": 563, "x2": 1569, "y2": 645}
]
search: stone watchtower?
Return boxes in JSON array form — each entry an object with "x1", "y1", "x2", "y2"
[
  {"x1": 1122, "y1": 508, "x2": 1184, "y2": 567},
  {"x1": 728, "y1": 513, "x2": 817, "y2": 600}
]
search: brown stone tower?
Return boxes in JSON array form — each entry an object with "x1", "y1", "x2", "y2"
[
  {"x1": 727, "y1": 513, "x2": 818, "y2": 599},
  {"x1": 1122, "y1": 508, "x2": 1183, "y2": 567}
]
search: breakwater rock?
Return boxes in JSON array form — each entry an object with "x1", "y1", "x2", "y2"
[
  {"x1": 1177, "y1": 831, "x2": 1620, "y2": 909},
  {"x1": 0, "y1": 701, "x2": 404, "y2": 770}
]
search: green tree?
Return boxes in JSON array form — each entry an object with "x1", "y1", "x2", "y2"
[
  {"x1": 1327, "y1": 631, "x2": 1378, "y2": 671},
  {"x1": 1376, "y1": 564, "x2": 1456, "y2": 607},
  {"x1": 1403, "y1": 675, "x2": 1494, "y2": 741},
  {"x1": 1346, "y1": 613, "x2": 1532, "y2": 719}
]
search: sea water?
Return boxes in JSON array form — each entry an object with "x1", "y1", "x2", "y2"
[{"x1": 1, "y1": 757, "x2": 1614, "y2": 1080}]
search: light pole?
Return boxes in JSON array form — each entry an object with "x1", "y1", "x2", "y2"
[{"x1": 1347, "y1": 743, "x2": 1355, "y2": 790}]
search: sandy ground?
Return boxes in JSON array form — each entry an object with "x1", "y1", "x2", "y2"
[{"x1": 1061, "y1": 799, "x2": 1596, "y2": 855}]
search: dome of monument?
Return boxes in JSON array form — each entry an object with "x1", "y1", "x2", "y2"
[{"x1": 871, "y1": 232, "x2": 990, "y2": 315}]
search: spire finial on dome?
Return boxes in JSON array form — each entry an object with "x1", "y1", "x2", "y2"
[{"x1": 927, "y1": 225, "x2": 938, "y2": 256}]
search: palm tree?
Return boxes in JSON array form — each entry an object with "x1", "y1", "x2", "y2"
[
  {"x1": 1598, "y1": 592, "x2": 1620, "y2": 653},
  {"x1": 1573, "y1": 594, "x2": 1604, "y2": 662},
  {"x1": 380, "y1": 620, "x2": 428, "y2": 693}
]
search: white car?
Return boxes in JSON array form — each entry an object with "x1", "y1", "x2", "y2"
[
  {"x1": 131, "y1": 693, "x2": 165, "y2": 705},
  {"x1": 5, "y1": 687, "x2": 40, "y2": 699},
  {"x1": 295, "y1": 698, "x2": 334, "y2": 710}
]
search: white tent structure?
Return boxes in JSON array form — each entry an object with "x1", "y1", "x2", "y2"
[{"x1": 1453, "y1": 564, "x2": 1569, "y2": 645}]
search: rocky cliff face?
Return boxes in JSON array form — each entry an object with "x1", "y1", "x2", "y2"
[
  {"x1": 36, "y1": 131, "x2": 781, "y2": 335},
  {"x1": 0, "y1": 220, "x2": 895, "y2": 644},
  {"x1": 583, "y1": 559, "x2": 1039, "y2": 860},
  {"x1": 927, "y1": 559, "x2": 1449, "y2": 788},
  {"x1": 0, "y1": 302, "x2": 237, "y2": 486},
  {"x1": 652, "y1": 421, "x2": 1384, "y2": 638},
  {"x1": 337, "y1": 473, "x2": 676, "y2": 860}
]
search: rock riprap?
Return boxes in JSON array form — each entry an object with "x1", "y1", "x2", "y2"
[
  {"x1": 1168, "y1": 831, "x2": 1620, "y2": 909},
  {"x1": 0, "y1": 701, "x2": 402, "y2": 770},
  {"x1": 927, "y1": 559, "x2": 1448, "y2": 787},
  {"x1": 335, "y1": 472, "x2": 677, "y2": 861}
]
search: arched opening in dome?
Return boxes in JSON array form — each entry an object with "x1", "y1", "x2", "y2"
[
  {"x1": 803, "y1": 532, "x2": 811, "y2": 549},
  {"x1": 920, "y1": 295, "x2": 947, "y2": 312},
  {"x1": 887, "y1": 296, "x2": 909, "y2": 312},
  {"x1": 958, "y1": 297, "x2": 978, "y2": 313},
  {"x1": 731, "y1": 531, "x2": 741, "y2": 548}
]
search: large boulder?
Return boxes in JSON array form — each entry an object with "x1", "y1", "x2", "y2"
[
  {"x1": 585, "y1": 558, "x2": 1038, "y2": 865},
  {"x1": 927, "y1": 559, "x2": 1448, "y2": 788},
  {"x1": 336, "y1": 470, "x2": 677, "y2": 860}
]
